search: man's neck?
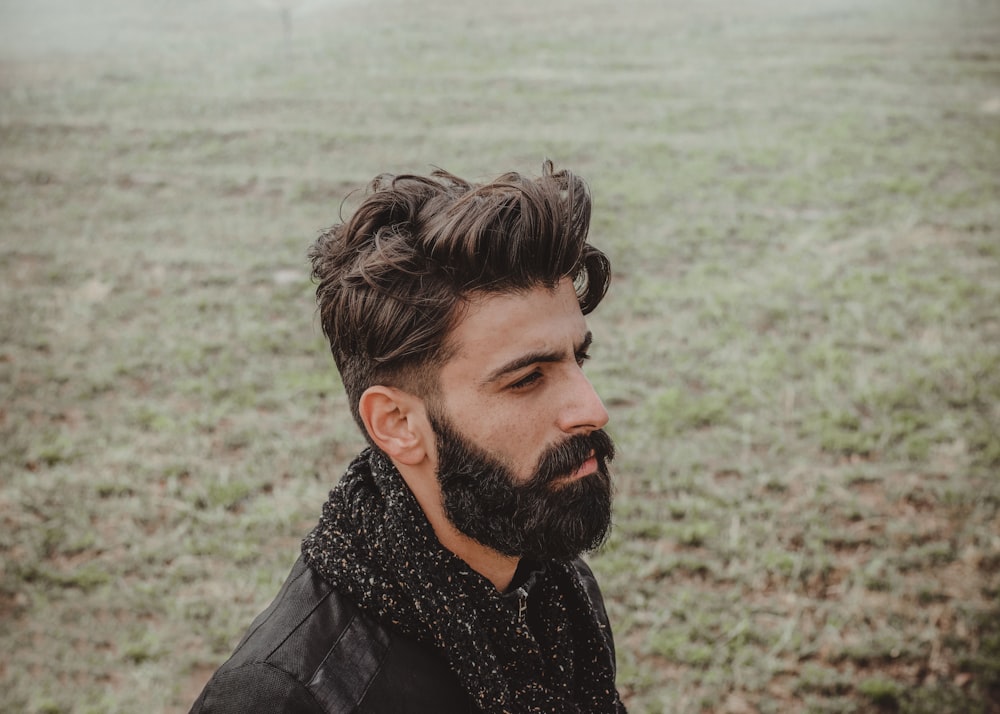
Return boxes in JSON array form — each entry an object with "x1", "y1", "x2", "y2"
[{"x1": 439, "y1": 525, "x2": 520, "y2": 592}]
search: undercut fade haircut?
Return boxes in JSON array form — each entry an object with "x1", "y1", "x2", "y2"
[{"x1": 309, "y1": 160, "x2": 611, "y2": 435}]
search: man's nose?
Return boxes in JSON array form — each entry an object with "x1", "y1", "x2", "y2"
[{"x1": 557, "y1": 367, "x2": 610, "y2": 435}]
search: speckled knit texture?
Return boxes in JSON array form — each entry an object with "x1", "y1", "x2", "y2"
[{"x1": 301, "y1": 448, "x2": 626, "y2": 713}]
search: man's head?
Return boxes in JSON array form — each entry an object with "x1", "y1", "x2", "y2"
[
  {"x1": 309, "y1": 161, "x2": 609, "y2": 432},
  {"x1": 309, "y1": 163, "x2": 615, "y2": 561}
]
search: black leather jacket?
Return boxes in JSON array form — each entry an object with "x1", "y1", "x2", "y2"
[{"x1": 189, "y1": 556, "x2": 616, "y2": 713}]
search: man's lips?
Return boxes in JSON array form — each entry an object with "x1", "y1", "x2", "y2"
[{"x1": 557, "y1": 453, "x2": 598, "y2": 485}]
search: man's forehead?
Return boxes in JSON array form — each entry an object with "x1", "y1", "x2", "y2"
[{"x1": 442, "y1": 281, "x2": 588, "y2": 374}]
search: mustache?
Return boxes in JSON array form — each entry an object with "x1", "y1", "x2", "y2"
[{"x1": 534, "y1": 429, "x2": 616, "y2": 486}]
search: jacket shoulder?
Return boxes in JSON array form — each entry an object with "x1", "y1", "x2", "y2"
[{"x1": 190, "y1": 556, "x2": 474, "y2": 714}]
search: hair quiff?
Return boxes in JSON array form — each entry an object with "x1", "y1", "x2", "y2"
[{"x1": 309, "y1": 161, "x2": 611, "y2": 433}]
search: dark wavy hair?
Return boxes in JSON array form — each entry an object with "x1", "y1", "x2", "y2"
[{"x1": 309, "y1": 161, "x2": 611, "y2": 434}]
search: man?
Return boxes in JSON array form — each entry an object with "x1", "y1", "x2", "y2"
[{"x1": 190, "y1": 162, "x2": 627, "y2": 713}]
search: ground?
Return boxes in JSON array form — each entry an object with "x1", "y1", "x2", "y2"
[{"x1": 1, "y1": 0, "x2": 998, "y2": 711}]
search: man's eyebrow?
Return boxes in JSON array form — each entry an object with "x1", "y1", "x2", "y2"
[{"x1": 481, "y1": 331, "x2": 593, "y2": 386}]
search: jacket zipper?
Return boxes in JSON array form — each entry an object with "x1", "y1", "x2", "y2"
[{"x1": 516, "y1": 586, "x2": 528, "y2": 625}]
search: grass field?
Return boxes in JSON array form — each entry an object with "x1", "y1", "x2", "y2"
[{"x1": 2, "y1": 0, "x2": 999, "y2": 711}]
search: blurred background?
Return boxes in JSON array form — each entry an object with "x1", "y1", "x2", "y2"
[{"x1": 1, "y1": 0, "x2": 998, "y2": 711}]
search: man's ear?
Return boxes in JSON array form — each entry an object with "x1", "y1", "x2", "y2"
[{"x1": 358, "y1": 386, "x2": 429, "y2": 466}]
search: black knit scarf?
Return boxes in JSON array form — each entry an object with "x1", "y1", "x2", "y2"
[{"x1": 301, "y1": 448, "x2": 626, "y2": 713}]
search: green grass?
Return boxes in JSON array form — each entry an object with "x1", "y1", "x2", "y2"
[{"x1": 2, "y1": 0, "x2": 999, "y2": 711}]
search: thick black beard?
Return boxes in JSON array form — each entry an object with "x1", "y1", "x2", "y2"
[{"x1": 430, "y1": 410, "x2": 616, "y2": 562}]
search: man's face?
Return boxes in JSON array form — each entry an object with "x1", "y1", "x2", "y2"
[{"x1": 427, "y1": 278, "x2": 616, "y2": 561}]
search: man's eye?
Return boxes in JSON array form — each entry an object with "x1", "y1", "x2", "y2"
[
  {"x1": 510, "y1": 371, "x2": 543, "y2": 391},
  {"x1": 576, "y1": 352, "x2": 591, "y2": 367}
]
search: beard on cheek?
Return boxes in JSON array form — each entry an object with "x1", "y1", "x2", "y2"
[{"x1": 429, "y1": 410, "x2": 616, "y2": 562}]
